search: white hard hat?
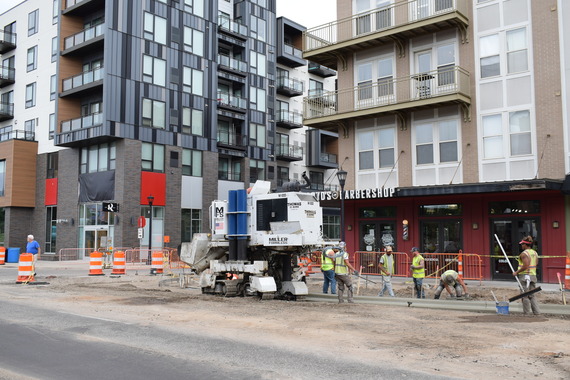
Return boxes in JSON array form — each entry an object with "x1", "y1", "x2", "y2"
[{"x1": 339, "y1": 241, "x2": 346, "y2": 248}]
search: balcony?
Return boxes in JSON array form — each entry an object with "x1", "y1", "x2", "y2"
[
  {"x1": 303, "y1": 66, "x2": 471, "y2": 129},
  {"x1": 276, "y1": 110, "x2": 304, "y2": 129},
  {"x1": 219, "y1": 170, "x2": 242, "y2": 181},
  {"x1": 60, "y1": 67, "x2": 104, "y2": 97},
  {"x1": 276, "y1": 143, "x2": 303, "y2": 161},
  {"x1": 277, "y1": 43, "x2": 306, "y2": 68},
  {"x1": 218, "y1": 55, "x2": 248, "y2": 76},
  {"x1": 55, "y1": 113, "x2": 109, "y2": 146},
  {"x1": 63, "y1": 0, "x2": 105, "y2": 16},
  {"x1": 62, "y1": 23, "x2": 104, "y2": 56},
  {"x1": 0, "y1": 31, "x2": 16, "y2": 54},
  {"x1": 276, "y1": 77, "x2": 304, "y2": 97},
  {"x1": 306, "y1": 128, "x2": 338, "y2": 169},
  {"x1": 0, "y1": 66, "x2": 15, "y2": 88},
  {"x1": 217, "y1": 92, "x2": 247, "y2": 114},
  {"x1": 308, "y1": 62, "x2": 336, "y2": 78},
  {"x1": 218, "y1": 16, "x2": 248, "y2": 42},
  {"x1": 0, "y1": 102, "x2": 14, "y2": 121},
  {"x1": 217, "y1": 130, "x2": 247, "y2": 152},
  {"x1": 303, "y1": 0, "x2": 469, "y2": 70},
  {"x1": 0, "y1": 128, "x2": 35, "y2": 142}
]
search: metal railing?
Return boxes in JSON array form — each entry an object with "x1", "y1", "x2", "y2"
[
  {"x1": 276, "y1": 143, "x2": 303, "y2": 159},
  {"x1": 218, "y1": 55, "x2": 247, "y2": 73},
  {"x1": 64, "y1": 23, "x2": 104, "y2": 50},
  {"x1": 276, "y1": 76, "x2": 304, "y2": 93},
  {"x1": 276, "y1": 109, "x2": 303, "y2": 125},
  {"x1": 58, "y1": 248, "x2": 95, "y2": 261},
  {"x1": 216, "y1": 92, "x2": 247, "y2": 110},
  {"x1": 303, "y1": 66, "x2": 470, "y2": 120},
  {"x1": 66, "y1": 0, "x2": 91, "y2": 8},
  {"x1": 218, "y1": 170, "x2": 241, "y2": 181},
  {"x1": 303, "y1": 0, "x2": 467, "y2": 52},
  {"x1": 0, "y1": 30, "x2": 17, "y2": 45},
  {"x1": 60, "y1": 112, "x2": 103, "y2": 133},
  {"x1": 217, "y1": 129, "x2": 247, "y2": 148},
  {"x1": 0, "y1": 102, "x2": 14, "y2": 117},
  {"x1": 0, "y1": 66, "x2": 15, "y2": 81},
  {"x1": 283, "y1": 43, "x2": 303, "y2": 58},
  {"x1": 218, "y1": 16, "x2": 248, "y2": 37},
  {"x1": 0, "y1": 129, "x2": 35, "y2": 142},
  {"x1": 62, "y1": 67, "x2": 104, "y2": 92},
  {"x1": 319, "y1": 152, "x2": 337, "y2": 164}
]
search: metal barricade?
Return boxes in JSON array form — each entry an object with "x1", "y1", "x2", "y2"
[
  {"x1": 354, "y1": 251, "x2": 410, "y2": 277},
  {"x1": 421, "y1": 252, "x2": 483, "y2": 283},
  {"x1": 58, "y1": 248, "x2": 94, "y2": 261}
]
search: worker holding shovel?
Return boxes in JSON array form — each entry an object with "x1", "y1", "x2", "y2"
[{"x1": 513, "y1": 236, "x2": 541, "y2": 316}]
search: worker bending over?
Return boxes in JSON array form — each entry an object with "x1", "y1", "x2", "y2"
[{"x1": 434, "y1": 270, "x2": 468, "y2": 299}]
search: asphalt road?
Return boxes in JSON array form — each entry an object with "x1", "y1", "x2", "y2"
[{"x1": 0, "y1": 297, "x2": 458, "y2": 380}]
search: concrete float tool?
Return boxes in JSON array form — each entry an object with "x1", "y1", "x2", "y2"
[{"x1": 494, "y1": 234, "x2": 542, "y2": 302}]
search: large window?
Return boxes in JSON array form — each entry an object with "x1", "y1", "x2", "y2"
[
  {"x1": 249, "y1": 159, "x2": 265, "y2": 182},
  {"x1": 183, "y1": 0, "x2": 204, "y2": 17},
  {"x1": 509, "y1": 110, "x2": 531, "y2": 156},
  {"x1": 250, "y1": 15, "x2": 266, "y2": 42},
  {"x1": 45, "y1": 206, "x2": 57, "y2": 254},
  {"x1": 250, "y1": 87, "x2": 266, "y2": 111},
  {"x1": 480, "y1": 28, "x2": 528, "y2": 79},
  {"x1": 80, "y1": 143, "x2": 116, "y2": 174},
  {"x1": 142, "y1": 98, "x2": 166, "y2": 128},
  {"x1": 27, "y1": 46, "x2": 37, "y2": 72},
  {"x1": 357, "y1": 126, "x2": 395, "y2": 170},
  {"x1": 482, "y1": 110, "x2": 532, "y2": 159},
  {"x1": 182, "y1": 107, "x2": 203, "y2": 135},
  {"x1": 143, "y1": 12, "x2": 167, "y2": 45},
  {"x1": 506, "y1": 28, "x2": 528, "y2": 74},
  {"x1": 182, "y1": 67, "x2": 203, "y2": 95},
  {"x1": 479, "y1": 34, "x2": 500, "y2": 78},
  {"x1": 219, "y1": 157, "x2": 241, "y2": 181},
  {"x1": 482, "y1": 114, "x2": 502, "y2": 159},
  {"x1": 415, "y1": 120, "x2": 458, "y2": 165},
  {"x1": 25, "y1": 83, "x2": 36, "y2": 108},
  {"x1": 323, "y1": 214, "x2": 340, "y2": 240},
  {"x1": 142, "y1": 143, "x2": 165, "y2": 172},
  {"x1": 249, "y1": 123, "x2": 266, "y2": 147},
  {"x1": 28, "y1": 9, "x2": 39, "y2": 36},
  {"x1": 181, "y1": 208, "x2": 202, "y2": 242},
  {"x1": 250, "y1": 51, "x2": 266, "y2": 76},
  {"x1": 182, "y1": 149, "x2": 202, "y2": 176},
  {"x1": 143, "y1": 55, "x2": 166, "y2": 86},
  {"x1": 47, "y1": 152, "x2": 58, "y2": 178},
  {"x1": 183, "y1": 27, "x2": 204, "y2": 56},
  {"x1": 49, "y1": 113, "x2": 55, "y2": 140},
  {"x1": 0, "y1": 160, "x2": 5, "y2": 197}
]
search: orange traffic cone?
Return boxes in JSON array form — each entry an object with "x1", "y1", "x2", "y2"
[
  {"x1": 16, "y1": 253, "x2": 35, "y2": 283},
  {"x1": 88, "y1": 251, "x2": 105, "y2": 276},
  {"x1": 150, "y1": 251, "x2": 163, "y2": 275},
  {"x1": 111, "y1": 251, "x2": 126, "y2": 275}
]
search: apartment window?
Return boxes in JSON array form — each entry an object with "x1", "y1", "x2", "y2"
[
  {"x1": 182, "y1": 67, "x2": 204, "y2": 96},
  {"x1": 277, "y1": 166, "x2": 289, "y2": 186},
  {"x1": 415, "y1": 120, "x2": 458, "y2": 165},
  {"x1": 437, "y1": 44, "x2": 455, "y2": 86},
  {"x1": 357, "y1": 63, "x2": 373, "y2": 101},
  {"x1": 506, "y1": 28, "x2": 528, "y2": 74},
  {"x1": 218, "y1": 157, "x2": 241, "y2": 181},
  {"x1": 182, "y1": 107, "x2": 203, "y2": 135},
  {"x1": 249, "y1": 123, "x2": 266, "y2": 148},
  {"x1": 378, "y1": 58, "x2": 394, "y2": 96},
  {"x1": 143, "y1": 12, "x2": 167, "y2": 45},
  {"x1": 309, "y1": 79, "x2": 323, "y2": 97},
  {"x1": 250, "y1": 15, "x2": 266, "y2": 42},
  {"x1": 250, "y1": 87, "x2": 266, "y2": 112},
  {"x1": 143, "y1": 55, "x2": 166, "y2": 86},
  {"x1": 480, "y1": 34, "x2": 500, "y2": 78},
  {"x1": 358, "y1": 131, "x2": 374, "y2": 169},
  {"x1": 0, "y1": 160, "x2": 5, "y2": 197},
  {"x1": 24, "y1": 119, "x2": 35, "y2": 138},
  {"x1": 182, "y1": 149, "x2": 202, "y2": 176},
  {"x1": 3, "y1": 56, "x2": 14, "y2": 77},
  {"x1": 357, "y1": 127, "x2": 395, "y2": 170},
  {"x1": 47, "y1": 152, "x2": 58, "y2": 178},
  {"x1": 52, "y1": 0, "x2": 58, "y2": 24},
  {"x1": 142, "y1": 98, "x2": 166, "y2": 128},
  {"x1": 183, "y1": 0, "x2": 204, "y2": 17},
  {"x1": 250, "y1": 51, "x2": 266, "y2": 76},
  {"x1": 309, "y1": 171, "x2": 325, "y2": 190},
  {"x1": 28, "y1": 9, "x2": 39, "y2": 36},
  {"x1": 183, "y1": 27, "x2": 204, "y2": 56},
  {"x1": 509, "y1": 110, "x2": 531, "y2": 156},
  {"x1": 51, "y1": 37, "x2": 58, "y2": 62},
  {"x1": 250, "y1": 159, "x2": 265, "y2": 182},
  {"x1": 482, "y1": 114, "x2": 502, "y2": 159},
  {"x1": 27, "y1": 46, "x2": 37, "y2": 72},
  {"x1": 45, "y1": 206, "x2": 57, "y2": 254},
  {"x1": 25, "y1": 83, "x2": 36, "y2": 108},
  {"x1": 80, "y1": 143, "x2": 116, "y2": 174},
  {"x1": 181, "y1": 208, "x2": 202, "y2": 242},
  {"x1": 50, "y1": 75, "x2": 57, "y2": 100},
  {"x1": 49, "y1": 113, "x2": 55, "y2": 140},
  {"x1": 141, "y1": 143, "x2": 165, "y2": 172},
  {"x1": 323, "y1": 214, "x2": 340, "y2": 240}
]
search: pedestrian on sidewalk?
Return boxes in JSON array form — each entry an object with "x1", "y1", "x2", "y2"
[
  {"x1": 433, "y1": 269, "x2": 468, "y2": 299},
  {"x1": 334, "y1": 242, "x2": 359, "y2": 303},
  {"x1": 513, "y1": 236, "x2": 541, "y2": 315},
  {"x1": 378, "y1": 246, "x2": 395, "y2": 297},
  {"x1": 26, "y1": 234, "x2": 41, "y2": 263},
  {"x1": 321, "y1": 247, "x2": 337, "y2": 294},
  {"x1": 410, "y1": 247, "x2": 425, "y2": 299}
]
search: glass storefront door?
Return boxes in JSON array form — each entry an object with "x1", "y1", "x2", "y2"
[
  {"x1": 491, "y1": 218, "x2": 540, "y2": 280},
  {"x1": 420, "y1": 220, "x2": 462, "y2": 253},
  {"x1": 359, "y1": 221, "x2": 396, "y2": 252}
]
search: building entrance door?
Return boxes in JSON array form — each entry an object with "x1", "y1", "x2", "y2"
[
  {"x1": 359, "y1": 221, "x2": 396, "y2": 252},
  {"x1": 420, "y1": 220, "x2": 462, "y2": 253},
  {"x1": 83, "y1": 227, "x2": 109, "y2": 259},
  {"x1": 490, "y1": 218, "x2": 540, "y2": 280}
]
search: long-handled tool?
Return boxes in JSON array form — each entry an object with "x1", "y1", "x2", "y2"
[
  {"x1": 353, "y1": 272, "x2": 377, "y2": 284},
  {"x1": 494, "y1": 234, "x2": 542, "y2": 302},
  {"x1": 557, "y1": 272, "x2": 567, "y2": 305}
]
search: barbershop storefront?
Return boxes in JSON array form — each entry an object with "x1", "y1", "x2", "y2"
[{"x1": 316, "y1": 179, "x2": 567, "y2": 283}]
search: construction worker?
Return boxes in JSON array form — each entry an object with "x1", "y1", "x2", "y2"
[
  {"x1": 334, "y1": 241, "x2": 359, "y2": 303},
  {"x1": 410, "y1": 247, "x2": 425, "y2": 299},
  {"x1": 321, "y1": 247, "x2": 337, "y2": 294},
  {"x1": 513, "y1": 236, "x2": 541, "y2": 315},
  {"x1": 378, "y1": 246, "x2": 395, "y2": 297},
  {"x1": 433, "y1": 269, "x2": 468, "y2": 299}
]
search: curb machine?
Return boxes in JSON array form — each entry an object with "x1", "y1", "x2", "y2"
[{"x1": 180, "y1": 177, "x2": 328, "y2": 300}]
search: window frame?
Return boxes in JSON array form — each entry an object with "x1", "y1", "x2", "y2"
[
  {"x1": 141, "y1": 143, "x2": 165, "y2": 173},
  {"x1": 182, "y1": 148, "x2": 202, "y2": 176},
  {"x1": 142, "y1": 98, "x2": 166, "y2": 129},
  {"x1": 25, "y1": 83, "x2": 36, "y2": 108}
]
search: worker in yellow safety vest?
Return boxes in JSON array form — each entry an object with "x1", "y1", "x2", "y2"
[
  {"x1": 321, "y1": 247, "x2": 337, "y2": 294},
  {"x1": 513, "y1": 236, "x2": 541, "y2": 315},
  {"x1": 333, "y1": 242, "x2": 359, "y2": 303},
  {"x1": 433, "y1": 269, "x2": 469, "y2": 299},
  {"x1": 378, "y1": 246, "x2": 395, "y2": 297},
  {"x1": 410, "y1": 247, "x2": 425, "y2": 299}
]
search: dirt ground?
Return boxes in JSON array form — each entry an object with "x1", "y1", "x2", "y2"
[{"x1": 8, "y1": 274, "x2": 570, "y2": 379}]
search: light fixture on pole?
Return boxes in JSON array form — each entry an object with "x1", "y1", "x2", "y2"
[
  {"x1": 336, "y1": 169, "x2": 347, "y2": 243},
  {"x1": 147, "y1": 194, "x2": 154, "y2": 265}
]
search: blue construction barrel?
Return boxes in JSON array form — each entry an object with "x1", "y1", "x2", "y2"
[{"x1": 7, "y1": 247, "x2": 21, "y2": 263}]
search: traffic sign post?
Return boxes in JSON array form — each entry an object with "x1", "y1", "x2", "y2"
[{"x1": 138, "y1": 216, "x2": 146, "y2": 228}]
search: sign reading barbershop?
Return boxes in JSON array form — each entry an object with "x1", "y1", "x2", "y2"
[{"x1": 312, "y1": 187, "x2": 395, "y2": 202}]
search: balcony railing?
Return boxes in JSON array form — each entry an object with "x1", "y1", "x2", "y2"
[
  {"x1": 0, "y1": 30, "x2": 17, "y2": 54},
  {"x1": 217, "y1": 130, "x2": 247, "y2": 149},
  {"x1": 60, "y1": 113, "x2": 103, "y2": 133},
  {"x1": 283, "y1": 43, "x2": 303, "y2": 59},
  {"x1": 276, "y1": 110, "x2": 304, "y2": 128},
  {"x1": 64, "y1": 23, "x2": 104, "y2": 50},
  {"x1": 218, "y1": 55, "x2": 247, "y2": 74},
  {"x1": 217, "y1": 92, "x2": 247, "y2": 110},
  {"x1": 276, "y1": 77, "x2": 304, "y2": 96},
  {"x1": 0, "y1": 129, "x2": 35, "y2": 142},
  {"x1": 0, "y1": 102, "x2": 14, "y2": 121},
  {"x1": 319, "y1": 152, "x2": 337, "y2": 164},
  {"x1": 62, "y1": 67, "x2": 104, "y2": 92},
  {"x1": 218, "y1": 171, "x2": 241, "y2": 181},
  {"x1": 218, "y1": 16, "x2": 248, "y2": 39},
  {"x1": 276, "y1": 144, "x2": 303, "y2": 160},
  {"x1": 303, "y1": 66, "x2": 470, "y2": 120},
  {"x1": 303, "y1": 0, "x2": 467, "y2": 52},
  {"x1": 309, "y1": 183, "x2": 339, "y2": 192},
  {"x1": 66, "y1": 0, "x2": 90, "y2": 7},
  {"x1": 0, "y1": 66, "x2": 15, "y2": 87}
]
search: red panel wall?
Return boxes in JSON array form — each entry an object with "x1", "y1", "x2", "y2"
[
  {"x1": 45, "y1": 178, "x2": 58, "y2": 206},
  {"x1": 140, "y1": 172, "x2": 166, "y2": 206}
]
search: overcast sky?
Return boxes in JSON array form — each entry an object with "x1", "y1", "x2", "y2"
[{"x1": 1, "y1": 0, "x2": 335, "y2": 28}]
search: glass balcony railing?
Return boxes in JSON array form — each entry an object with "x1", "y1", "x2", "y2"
[
  {"x1": 218, "y1": 170, "x2": 241, "y2": 181},
  {"x1": 0, "y1": 30, "x2": 17, "y2": 45},
  {"x1": 64, "y1": 23, "x2": 104, "y2": 50},
  {"x1": 276, "y1": 110, "x2": 303, "y2": 125},
  {"x1": 217, "y1": 130, "x2": 247, "y2": 148},
  {"x1": 276, "y1": 144, "x2": 303, "y2": 159},
  {"x1": 62, "y1": 67, "x2": 104, "y2": 92},
  {"x1": 276, "y1": 77, "x2": 304, "y2": 93},
  {"x1": 0, "y1": 129, "x2": 35, "y2": 142},
  {"x1": 218, "y1": 16, "x2": 248, "y2": 37},
  {"x1": 319, "y1": 152, "x2": 337, "y2": 164},
  {"x1": 0, "y1": 102, "x2": 14, "y2": 120},
  {"x1": 218, "y1": 55, "x2": 247, "y2": 73},
  {"x1": 217, "y1": 92, "x2": 247, "y2": 110},
  {"x1": 283, "y1": 43, "x2": 303, "y2": 59},
  {"x1": 65, "y1": 0, "x2": 90, "y2": 8},
  {"x1": 60, "y1": 112, "x2": 103, "y2": 133},
  {"x1": 0, "y1": 66, "x2": 15, "y2": 82}
]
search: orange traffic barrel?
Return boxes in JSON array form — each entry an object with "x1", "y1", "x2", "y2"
[
  {"x1": 111, "y1": 251, "x2": 126, "y2": 275},
  {"x1": 150, "y1": 251, "x2": 163, "y2": 275},
  {"x1": 0, "y1": 247, "x2": 5, "y2": 265},
  {"x1": 16, "y1": 253, "x2": 34, "y2": 283},
  {"x1": 565, "y1": 252, "x2": 570, "y2": 290},
  {"x1": 88, "y1": 251, "x2": 105, "y2": 276}
]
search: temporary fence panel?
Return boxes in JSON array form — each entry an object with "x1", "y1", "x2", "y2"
[
  {"x1": 420, "y1": 252, "x2": 483, "y2": 283},
  {"x1": 354, "y1": 251, "x2": 410, "y2": 277},
  {"x1": 58, "y1": 248, "x2": 94, "y2": 261}
]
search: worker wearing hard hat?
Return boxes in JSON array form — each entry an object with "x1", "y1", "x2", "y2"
[
  {"x1": 513, "y1": 236, "x2": 540, "y2": 315},
  {"x1": 434, "y1": 269, "x2": 468, "y2": 299},
  {"x1": 410, "y1": 247, "x2": 425, "y2": 299},
  {"x1": 333, "y1": 242, "x2": 359, "y2": 303},
  {"x1": 378, "y1": 246, "x2": 395, "y2": 297},
  {"x1": 321, "y1": 247, "x2": 336, "y2": 294}
]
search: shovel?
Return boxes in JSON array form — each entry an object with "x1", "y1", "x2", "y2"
[
  {"x1": 557, "y1": 272, "x2": 567, "y2": 305},
  {"x1": 494, "y1": 234, "x2": 542, "y2": 303}
]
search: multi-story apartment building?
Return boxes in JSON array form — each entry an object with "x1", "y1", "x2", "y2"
[
  {"x1": 0, "y1": 1, "x2": 340, "y2": 259},
  {"x1": 302, "y1": 0, "x2": 569, "y2": 283}
]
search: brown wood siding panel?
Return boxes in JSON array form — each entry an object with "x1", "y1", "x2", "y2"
[
  {"x1": 57, "y1": 97, "x2": 82, "y2": 133},
  {"x1": 0, "y1": 140, "x2": 37, "y2": 207}
]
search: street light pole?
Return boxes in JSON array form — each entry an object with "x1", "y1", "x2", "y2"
[
  {"x1": 336, "y1": 169, "x2": 347, "y2": 243},
  {"x1": 147, "y1": 194, "x2": 154, "y2": 265}
]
